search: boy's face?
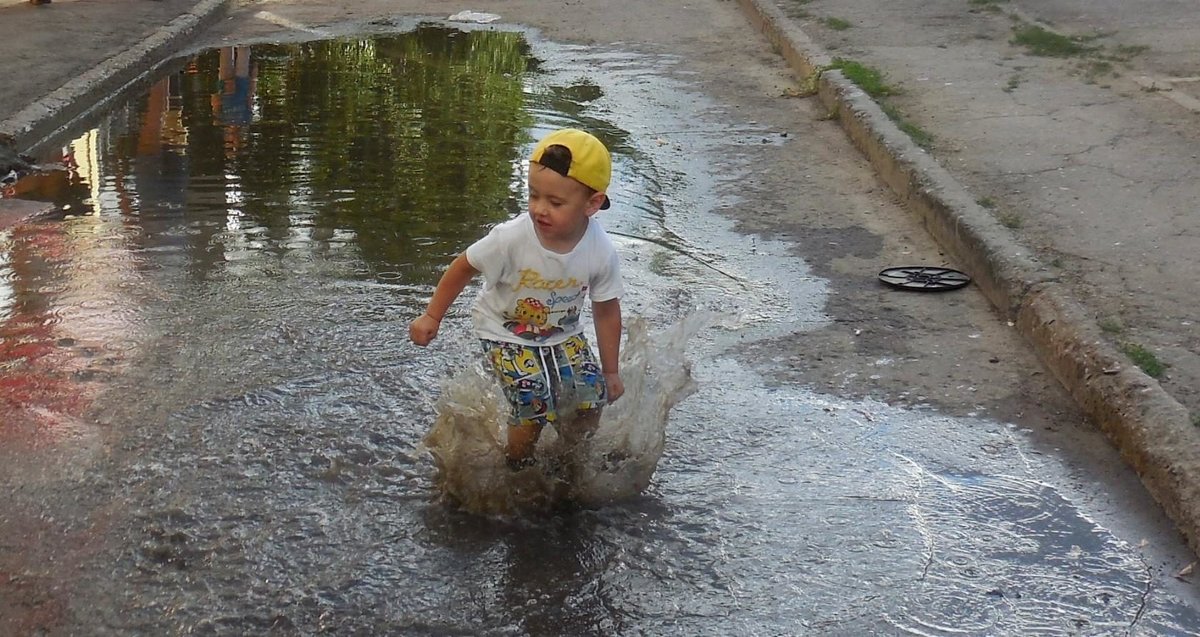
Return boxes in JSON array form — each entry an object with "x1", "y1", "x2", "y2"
[{"x1": 528, "y1": 164, "x2": 607, "y2": 243}]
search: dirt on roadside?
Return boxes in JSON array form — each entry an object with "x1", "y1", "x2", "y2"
[{"x1": 0, "y1": 0, "x2": 202, "y2": 120}]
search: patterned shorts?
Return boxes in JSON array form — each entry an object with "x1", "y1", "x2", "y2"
[{"x1": 481, "y1": 334, "x2": 608, "y2": 430}]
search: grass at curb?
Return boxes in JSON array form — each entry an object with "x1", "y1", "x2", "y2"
[
  {"x1": 976, "y1": 196, "x2": 1026, "y2": 230},
  {"x1": 997, "y1": 211, "x2": 1023, "y2": 228},
  {"x1": 1121, "y1": 342, "x2": 1167, "y2": 378},
  {"x1": 881, "y1": 104, "x2": 934, "y2": 149},
  {"x1": 830, "y1": 58, "x2": 933, "y2": 148},
  {"x1": 830, "y1": 58, "x2": 896, "y2": 97}
]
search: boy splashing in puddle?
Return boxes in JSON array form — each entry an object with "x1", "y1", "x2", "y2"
[{"x1": 410, "y1": 128, "x2": 625, "y2": 470}]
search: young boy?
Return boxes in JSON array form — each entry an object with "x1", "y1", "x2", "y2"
[{"x1": 409, "y1": 128, "x2": 625, "y2": 468}]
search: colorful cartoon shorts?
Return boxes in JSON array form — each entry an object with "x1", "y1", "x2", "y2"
[{"x1": 481, "y1": 333, "x2": 608, "y2": 430}]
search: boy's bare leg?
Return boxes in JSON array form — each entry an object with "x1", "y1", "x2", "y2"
[{"x1": 506, "y1": 423, "x2": 541, "y2": 469}]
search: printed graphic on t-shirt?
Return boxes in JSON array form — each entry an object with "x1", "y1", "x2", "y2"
[{"x1": 501, "y1": 268, "x2": 588, "y2": 342}]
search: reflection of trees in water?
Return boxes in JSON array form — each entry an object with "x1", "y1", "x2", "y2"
[
  {"x1": 175, "y1": 28, "x2": 533, "y2": 282},
  {"x1": 10, "y1": 29, "x2": 532, "y2": 291},
  {"x1": 3, "y1": 27, "x2": 533, "y2": 417}
]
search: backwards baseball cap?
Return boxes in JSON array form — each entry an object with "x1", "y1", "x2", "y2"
[{"x1": 530, "y1": 128, "x2": 612, "y2": 210}]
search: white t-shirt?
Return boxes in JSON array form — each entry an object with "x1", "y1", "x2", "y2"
[{"x1": 465, "y1": 213, "x2": 623, "y2": 346}]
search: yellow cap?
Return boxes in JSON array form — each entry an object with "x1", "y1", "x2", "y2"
[{"x1": 530, "y1": 128, "x2": 612, "y2": 209}]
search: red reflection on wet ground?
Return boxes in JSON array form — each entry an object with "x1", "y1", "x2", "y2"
[
  {"x1": 0, "y1": 141, "x2": 136, "y2": 637},
  {"x1": 0, "y1": 221, "x2": 105, "y2": 637},
  {"x1": 0, "y1": 74, "x2": 171, "y2": 449},
  {"x1": 0, "y1": 221, "x2": 106, "y2": 450}
]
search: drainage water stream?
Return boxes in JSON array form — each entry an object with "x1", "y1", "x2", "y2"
[{"x1": 1, "y1": 25, "x2": 1198, "y2": 635}]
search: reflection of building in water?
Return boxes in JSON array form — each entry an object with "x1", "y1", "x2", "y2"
[
  {"x1": 0, "y1": 85, "x2": 170, "y2": 449},
  {"x1": 137, "y1": 73, "x2": 190, "y2": 157},
  {"x1": 0, "y1": 218, "x2": 131, "y2": 449},
  {"x1": 211, "y1": 46, "x2": 257, "y2": 155},
  {"x1": 0, "y1": 51, "x2": 261, "y2": 448},
  {"x1": 0, "y1": 124, "x2": 144, "y2": 444}
]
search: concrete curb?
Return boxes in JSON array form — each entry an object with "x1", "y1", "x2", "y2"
[
  {"x1": 0, "y1": 0, "x2": 232, "y2": 155},
  {"x1": 737, "y1": 0, "x2": 1200, "y2": 556}
]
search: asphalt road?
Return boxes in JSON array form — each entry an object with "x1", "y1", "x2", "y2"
[{"x1": 1, "y1": 1, "x2": 1198, "y2": 633}]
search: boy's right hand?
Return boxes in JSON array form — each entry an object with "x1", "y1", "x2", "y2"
[{"x1": 409, "y1": 313, "x2": 441, "y2": 346}]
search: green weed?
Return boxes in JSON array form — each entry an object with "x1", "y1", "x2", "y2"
[
  {"x1": 1082, "y1": 60, "x2": 1115, "y2": 83},
  {"x1": 1011, "y1": 25, "x2": 1095, "y2": 57},
  {"x1": 823, "y1": 17, "x2": 853, "y2": 31},
  {"x1": 976, "y1": 196, "x2": 997, "y2": 209},
  {"x1": 998, "y1": 211, "x2": 1023, "y2": 228},
  {"x1": 1006, "y1": 19, "x2": 1149, "y2": 87},
  {"x1": 1098, "y1": 317, "x2": 1124, "y2": 334},
  {"x1": 1121, "y1": 343, "x2": 1166, "y2": 378},
  {"x1": 1110, "y1": 44, "x2": 1149, "y2": 61},
  {"x1": 1004, "y1": 74, "x2": 1022, "y2": 92},
  {"x1": 828, "y1": 59, "x2": 930, "y2": 147},
  {"x1": 880, "y1": 103, "x2": 934, "y2": 148},
  {"x1": 969, "y1": 0, "x2": 1007, "y2": 14},
  {"x1": 896, "y1": 119, "x2": 934, "y2": 149},
  {"x1": 830, "y1": 58, "x2": 897, "y2": 98}
]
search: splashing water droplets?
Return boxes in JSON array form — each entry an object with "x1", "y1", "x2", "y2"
[{"x1": 422, "y1": 314, "x2": 705, "y2": 514}]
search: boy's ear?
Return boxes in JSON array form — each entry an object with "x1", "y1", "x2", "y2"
[{"x1": 585, "y1": 190, "x2": 608, "y2": 216}]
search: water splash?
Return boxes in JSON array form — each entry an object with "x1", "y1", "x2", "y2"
[{"x1": 422, "y1": 314, "x2": 705, "y2": 514}]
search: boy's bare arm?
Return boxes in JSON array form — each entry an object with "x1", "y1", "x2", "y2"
[
  {"x1": 409, "y1": 254, "x2": 478, "y2": 346},
  {"x1": 592, "y1": 298, "x2": 624, "y2": 402}
]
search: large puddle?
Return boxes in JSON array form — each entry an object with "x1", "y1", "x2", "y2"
[{"x1": 2, "y1": 24, "x2": 1198, "y2": 634}]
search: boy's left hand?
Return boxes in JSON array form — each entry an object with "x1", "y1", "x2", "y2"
[{"x1": 604, "y1": 371, "x2": 624, "y2": 403}]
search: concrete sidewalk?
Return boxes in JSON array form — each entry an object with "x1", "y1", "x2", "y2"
[
  {"x1": 0, "y1": 0, "x2": 229, "y2": 154},
  {"x1": 737, "y1": 0, "x2": 1200, "y2": 555},
  {"x1": 0, "y1": 0, "x2": 229, "y2": 228}
]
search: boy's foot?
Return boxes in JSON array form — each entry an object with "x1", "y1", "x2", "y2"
[{"x1": 506, "y1": 455, "x2": 538, "y2": 472}]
